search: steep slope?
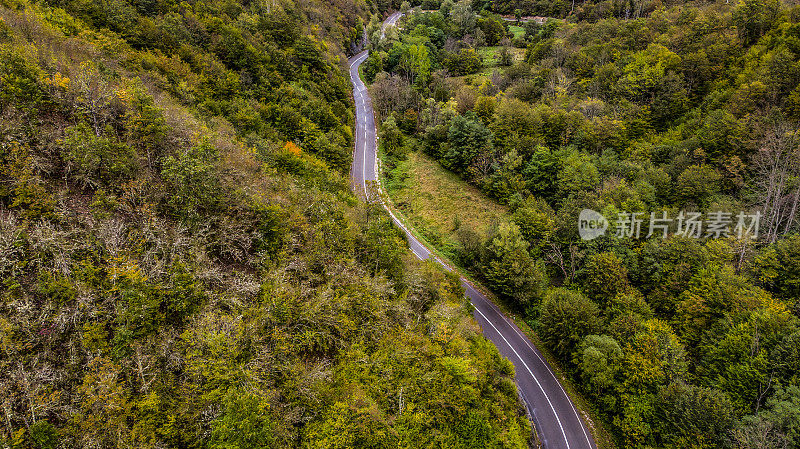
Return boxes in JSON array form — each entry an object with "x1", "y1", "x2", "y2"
[{"x1": 0, "y1": 1, "x2": 531, "y2": 447}]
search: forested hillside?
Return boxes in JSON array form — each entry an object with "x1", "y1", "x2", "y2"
[
  {"x1": 373, "y1": 1, "x2": 800, "y2": 447},
  {"x1": 0, "y1": 0, "x2": 533, "y2": 447}
]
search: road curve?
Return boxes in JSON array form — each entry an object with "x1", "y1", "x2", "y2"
[
  {"x1": 381, "y1": 10, "x2": 402, "y2": 37},
  {"x1": 348, "y1": 12, "x2": 596, "y2": 449}
]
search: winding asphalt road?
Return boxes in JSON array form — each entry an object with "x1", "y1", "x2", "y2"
[{"x1": 347, "y1": 12, "x2": 596, "y2": 449}]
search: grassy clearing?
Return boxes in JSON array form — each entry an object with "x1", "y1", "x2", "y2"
[
  {"x1": 476, "y1": 45, "x2": 526, "y2": 71},
  {"x1": 476, "y1": 46, "x2": 502, "y2": 69},
  {"x1": 384, "y1": 150, "x2": 510, "y2": 251},
  {"x1": 509, "y1": 25, "x2": 525, "y2": 39},
  {"x1": 477, "y1": 45, "x2": 501, "y2": 60}
]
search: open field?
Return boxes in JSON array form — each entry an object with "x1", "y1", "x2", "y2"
[
  {"x1": 476, "y1": 45, "x2": 526, "y2": 68},
  {"x1": 384, "y1": 150, "x2": 511, "y2": 251}
]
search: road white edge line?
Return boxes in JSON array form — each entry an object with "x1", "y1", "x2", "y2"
[
  {"x1": 473, "y1": 306, "x2": 570, "y2": 449},
  {"x1": 465, "y1": 279, "x2": 593, "y2": 449}
]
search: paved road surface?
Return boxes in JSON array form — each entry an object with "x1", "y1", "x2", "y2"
[
  {"x1": 381, "y1": 11, "x2": 402, "y2": 37},
  {"x1": 347, "y1": 13, "x2": 596, "y2": 449}
]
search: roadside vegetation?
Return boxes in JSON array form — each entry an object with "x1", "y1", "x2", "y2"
[{"x1": 371, "y1": 0, "x2": 800, "y2": 447}]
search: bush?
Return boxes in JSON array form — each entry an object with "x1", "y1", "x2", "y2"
[
  {"x1": 125, "y1": 88, "x2": 170, "y2": 167},
  {"x1": 481, "y1": 222, "x2": 547, "y2": 307},
  {"x1": 379, "y1": 116, "x2": 406, "y2": 159},
  {"x1": 0, "y1": 47, "x2": 43, "y2": 111},
  {"x1": 63, "y1": 123, "x2": 139, "y2": 189},
  {"x1": 538, "y1": 288, "x2": 601, "y2": 359},
  {"x1": 443, "y1": 49, "x2": 483, "y2": 76},
  {"x1": 0, "y1": 18, "x2": 13, "y2": 43},
  {"x1": 362, "y1": 52, "x2": 384, "y2": 83},
  {"x1": 677, "y1": 164, "x2": 721, "y2": 207},
  {"x1": 161, "y1": 138, "x2": 222, "y2": 218},
  {"x1": 29, "y1": 420, "x2": 58, "y2": 449},
  {"x1": 2, "y1": 145, "x2": 56, "y2": 220},
  {"x1": 581, "y1": 252, "x2": 630, "y2": 305}
]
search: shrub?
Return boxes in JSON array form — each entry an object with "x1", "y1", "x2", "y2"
[
  {"x1": 161, "y1": 137, "x2": 222, "y2": 218},
  {"x1": 538, "y1": 288, "x2": 601, "y2": 359},
  {"x1": 0, "y1": 47, "x2": 43, "y2": 111},
  {"x1": 677, "y1": 164, "x2": 721, "y2": 207},
  {"x1": 62, "y1": 123, "x2": 139, "y2": 189},
  {"x1": 582, "y1": 252, "x2": 631, "y2": 305},
  {"x1": 481, "y1": 222, "x2": 547, "y2": 307}
]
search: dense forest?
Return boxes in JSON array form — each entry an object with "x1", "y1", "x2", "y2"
[
  {"x1": 373, "y1": 0, "x2": 800, "y2": 447},
  {"x1": 0, "y1": 0, "x2": 534, "y2": 447}
]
